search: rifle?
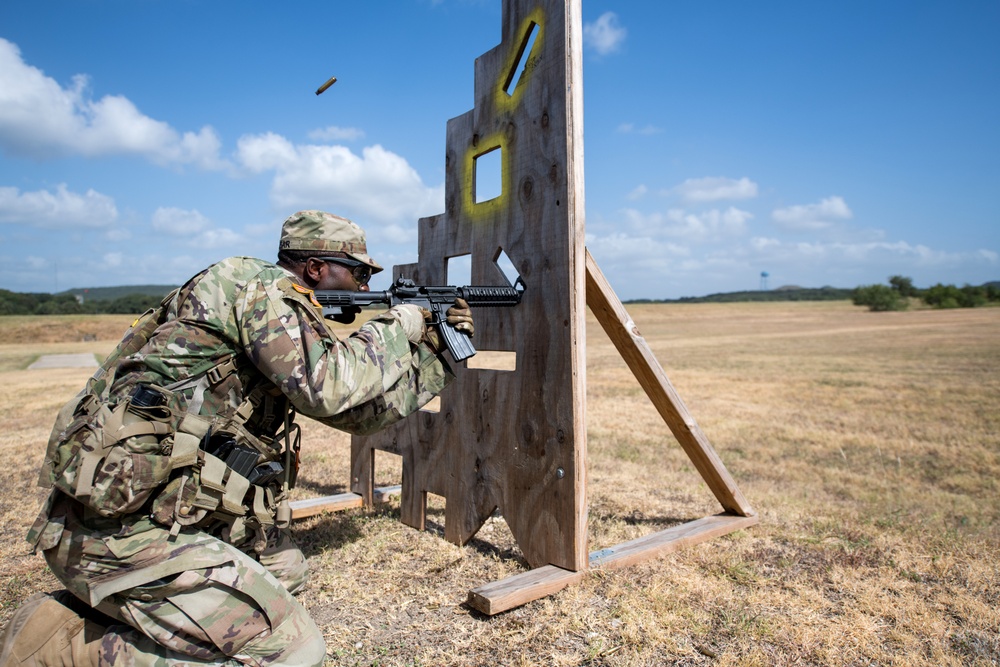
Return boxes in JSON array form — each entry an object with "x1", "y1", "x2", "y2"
[{"x1": 314, "y1": 277, "x2": 525, "y2": 362}]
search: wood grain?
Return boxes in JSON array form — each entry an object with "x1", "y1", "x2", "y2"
[
  {"x1": 289, "y1": 486, "x2": 401, "y2": 520},
  {"x1": 352, "y1": 0, "x2": 588, "y2": 572}
]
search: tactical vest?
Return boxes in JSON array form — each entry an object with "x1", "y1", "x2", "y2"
[{"x1": 32, "y1": 291, "x2": 300, "y2": 554}]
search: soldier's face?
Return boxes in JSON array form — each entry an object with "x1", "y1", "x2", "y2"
[{"x1": 319, "y1": 261, "x2": 368, "y2": 292}]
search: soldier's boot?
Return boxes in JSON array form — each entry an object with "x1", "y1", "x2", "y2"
[{"x1": 0, "y1": 591, "x2": 104, "y2": 667}]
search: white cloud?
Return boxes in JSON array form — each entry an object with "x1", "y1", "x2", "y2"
[
  {"x1": 626, "y1": 184, "x2": 647, "y2": 201},
  {"x1": 666, "y1": 207, "x2": 753, "y2": 240},
  {"x1": 0, "y1": 38, "x2": 225, "y2": 168},
  {"x1": 585, "y1": 231, "x2": 690, "y2": 267},
  {"x1": 105, "y1": 227, "x2": 132, "y2": 242},
  {"x1": 103, "y1": 252, "x2": 124, "y2": 268},
  {"x1": 193, "y1": 227, "x2": 243, "y2": 250},
  {"x1": 616, "y1": 122, "x2": 662, "y2": 135},
  {"x1": 0, "y1": 184, "x2": 118, "y2": 228},
  {"x1": 772, "y1": 196, "x2": 853, "y2": 231},
  {"x1": 671, "y1": 177, "x2": 758, "y2": 203},
  {"x1": 308, "y1": 126, "x2": 366, "y2": 142},
  {"x1": 150, "y1": 206, "x2": 242, "y2": 249},
  {"x1": 601, "y1": 232, "x2": 998, "y2": 299},
  {"x1": 380, "y1": 223, "x2": 418, "y2": 245},
  {"x1": 152, "y1": 207, "x2": 211, "y2": 236},
  {"x1": 235, "y1": 132, "x2": 298, "y2": 172},
  {"x1": 25, "y1": 256, "x2": 47, "y2": 270},
  {"x1": 619, "y1": 206, "x2": 752, "y2": 242},
  {"x1": 235, "y1": 133, "x2": 444, "y2": 226},
  {"x1": 584, "y1": 12, "x2": 627, "y2": 56},
  {"x1": 746, "y1": 237, "x2": 1000, "y2": 275}
]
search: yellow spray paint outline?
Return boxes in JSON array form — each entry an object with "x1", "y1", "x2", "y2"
[
  {"x1": 462, "y1": 9, "x2": 545, "y2": 219},
  {"x1": 464, "y1": 136, "x2": 507, "y2": 219},
  {"x1": 499, "y1": 8, "x2": 545, "y2": 109}
]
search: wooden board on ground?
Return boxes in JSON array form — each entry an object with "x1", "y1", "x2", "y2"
[
  {"x1": 468, "y1": 514, "x2": 761, "y2": 615},
  {"x1": 289, "y1": 486, "x2": 401, "y2": 520}
]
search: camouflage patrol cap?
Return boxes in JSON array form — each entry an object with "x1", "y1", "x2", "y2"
[{"x1": 278, "y1": 210, "x2": 384, "y2": 274}]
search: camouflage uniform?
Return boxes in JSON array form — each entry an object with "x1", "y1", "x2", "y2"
[{"x1": 11, "y1": 213, "x2": 452, "y2": 666}]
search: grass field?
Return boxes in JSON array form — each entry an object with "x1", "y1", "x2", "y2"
[{"x1": 0, "y1": 302, "x2": 997, "y2": 666}]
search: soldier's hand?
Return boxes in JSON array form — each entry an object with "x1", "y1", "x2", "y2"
[
  {"x1": 387, "y1": 304, "x2": 426, "y2": 344},
  {"x1": 446, "y1": 298, "x2": 474, "y2": 337},
  {"x1": 420, "y1": 308, "x2": 444, "y2": 354}
]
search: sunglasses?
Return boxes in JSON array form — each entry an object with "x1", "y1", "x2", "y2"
[{"x1": 316, "y1": 256, "x2": 373, "y2": 286}]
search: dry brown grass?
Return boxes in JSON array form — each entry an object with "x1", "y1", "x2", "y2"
[{"x1": 1, "y1": 303, "x2": 997, "y2": 666}]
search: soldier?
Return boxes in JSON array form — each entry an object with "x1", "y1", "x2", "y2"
[{"x1": 0, "y1": 210, "x2": 473, "y2": 666}]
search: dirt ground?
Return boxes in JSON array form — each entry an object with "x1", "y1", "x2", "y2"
[{"x1": 1, "y1": 302, "x2": 997, "y2": 666}]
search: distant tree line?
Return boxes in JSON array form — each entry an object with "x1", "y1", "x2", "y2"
[
  {"x1": 628, "y1": 286, "x2": 854, "y2": 304},
  {"x1": 852, "y1": 276, "x2": 1000, "y2": 312},
  {"x1": 4, "y1": 278, "x2": 996, "y2": 315},
  {"x1": 0, "y1": 289, "x2": 164, "y2": 316}
]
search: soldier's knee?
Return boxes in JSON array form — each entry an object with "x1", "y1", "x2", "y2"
[
  {"x1": 242, "y1": 602, "x2": 326, "y2": 667},
  {"x1": 284, "y1": 628, "x2": 327, "y2": 667}
]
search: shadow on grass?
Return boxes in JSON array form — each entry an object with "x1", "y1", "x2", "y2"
[
  {"x1": 590, "y1": 506, "x2": 694, "y2": 530},
  {"x1": 292, "y1": 513, "x2": 368, "y2": 556},
  {"x1": 292, "y1": 477, "x2": 350, "y2": 497},
  {"x1": 418, "y1": 503, "x2": 532, "y2": 569}
]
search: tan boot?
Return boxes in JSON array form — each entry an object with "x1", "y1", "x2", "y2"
[{"x1": 0, "y1": 591, "x2": 103, "y2": 667}]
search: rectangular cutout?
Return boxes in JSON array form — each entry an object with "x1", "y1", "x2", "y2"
[
  {"x1": 474, "y1": 147, "x2": 502, "y2": 203},
  {"x1": 446, "y1": 253, "x2": 472, "y2": 285},
  {"x1": 373, "y1": 450, "x2": 403, "y2": 489},
  {"x1": 466, "y1": 350, "x2": 517, "y2": 372}
]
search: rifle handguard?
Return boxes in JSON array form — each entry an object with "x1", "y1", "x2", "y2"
[{"x1": 314, "y1": 277, "x2": 524, "y2": 362}]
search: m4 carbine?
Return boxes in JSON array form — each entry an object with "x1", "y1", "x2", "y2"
[{"x1": 314, "y1": 277, "x2": 525, "y2": 362}]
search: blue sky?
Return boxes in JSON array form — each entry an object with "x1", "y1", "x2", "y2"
[{"x1": 0, "y1": 1, "x2": 997, "y2": 301}]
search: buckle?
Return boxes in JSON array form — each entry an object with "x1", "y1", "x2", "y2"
[{"x1": 207, "y1": 358, "x2": 237, "y2": 385}]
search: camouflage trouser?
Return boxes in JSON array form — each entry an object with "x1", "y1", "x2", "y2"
[{"x1": 40, "y1": 497, "x2": 326, "y2": 666}]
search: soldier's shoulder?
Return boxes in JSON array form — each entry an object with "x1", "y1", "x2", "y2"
[
  {"x1": 196, "y1": 257, "x2": 287, "y2": 289},
  {"x1": 211, "y1": 258, "x2": 315, "y2": 310},
  {"x1": 180, "y1": 258, "x2": 284, "y2": 313}
]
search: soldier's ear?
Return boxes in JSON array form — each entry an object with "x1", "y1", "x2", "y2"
[{"x1": 303, "y1": 257, "x2": 325, "y2": 284}]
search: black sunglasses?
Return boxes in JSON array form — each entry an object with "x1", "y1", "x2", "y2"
[{"x1": 316, "y1": 256, "x2": 373, "y2": 286}]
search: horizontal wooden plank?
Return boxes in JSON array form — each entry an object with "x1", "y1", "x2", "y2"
[
  {"x1": 467, "y1": 513, "x2": 758, "y2": 615},
  {"x1": 588, "y1": 513, "x2": 760, "y2": 571},
  {"x1": 467, "y1": 565, "x2": 586, "y2": 616},
  {"x1": 289, "y1": 485, "x2": 401, "y2": 520}
]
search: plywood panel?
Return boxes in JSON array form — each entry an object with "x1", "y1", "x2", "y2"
[{"x1": 352, "y1": 0, "x2": 588, "y2": 571}]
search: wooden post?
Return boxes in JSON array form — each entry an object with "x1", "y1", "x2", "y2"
[{"x1": 585, "y1": 250, "x2": 756, "y2": 518}]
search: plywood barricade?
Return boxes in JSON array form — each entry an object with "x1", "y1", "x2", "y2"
[{"x1": 290, "y1": 0, "x2": 757, "y2": 615}]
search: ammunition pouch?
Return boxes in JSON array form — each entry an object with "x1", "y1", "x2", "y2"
[
  {"x1": 31, "y1": 289, "x2": 298, "y2": 553},
  {"x1": 40, "y1": 376, "x2": 297, "y2": 552},
  {"x1": 46, "y1": 384, "x2": 190, "y2": 519}
]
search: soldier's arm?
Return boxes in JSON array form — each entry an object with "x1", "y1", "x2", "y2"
[
  {"x1": 236, "y1": 276, "x2": 452, "y2": 421},
  {"x1": 313, "y1": 337, "x2": 449, "y2": 435}
]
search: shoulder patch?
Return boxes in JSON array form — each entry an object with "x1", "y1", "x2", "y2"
[{"x1": 290, "y1": 283, "x2": 322, "y2": 308}]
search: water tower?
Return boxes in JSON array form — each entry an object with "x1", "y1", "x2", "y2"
[{"x1": 760, "y1": 271, "x2": 769, "y2": 290}]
